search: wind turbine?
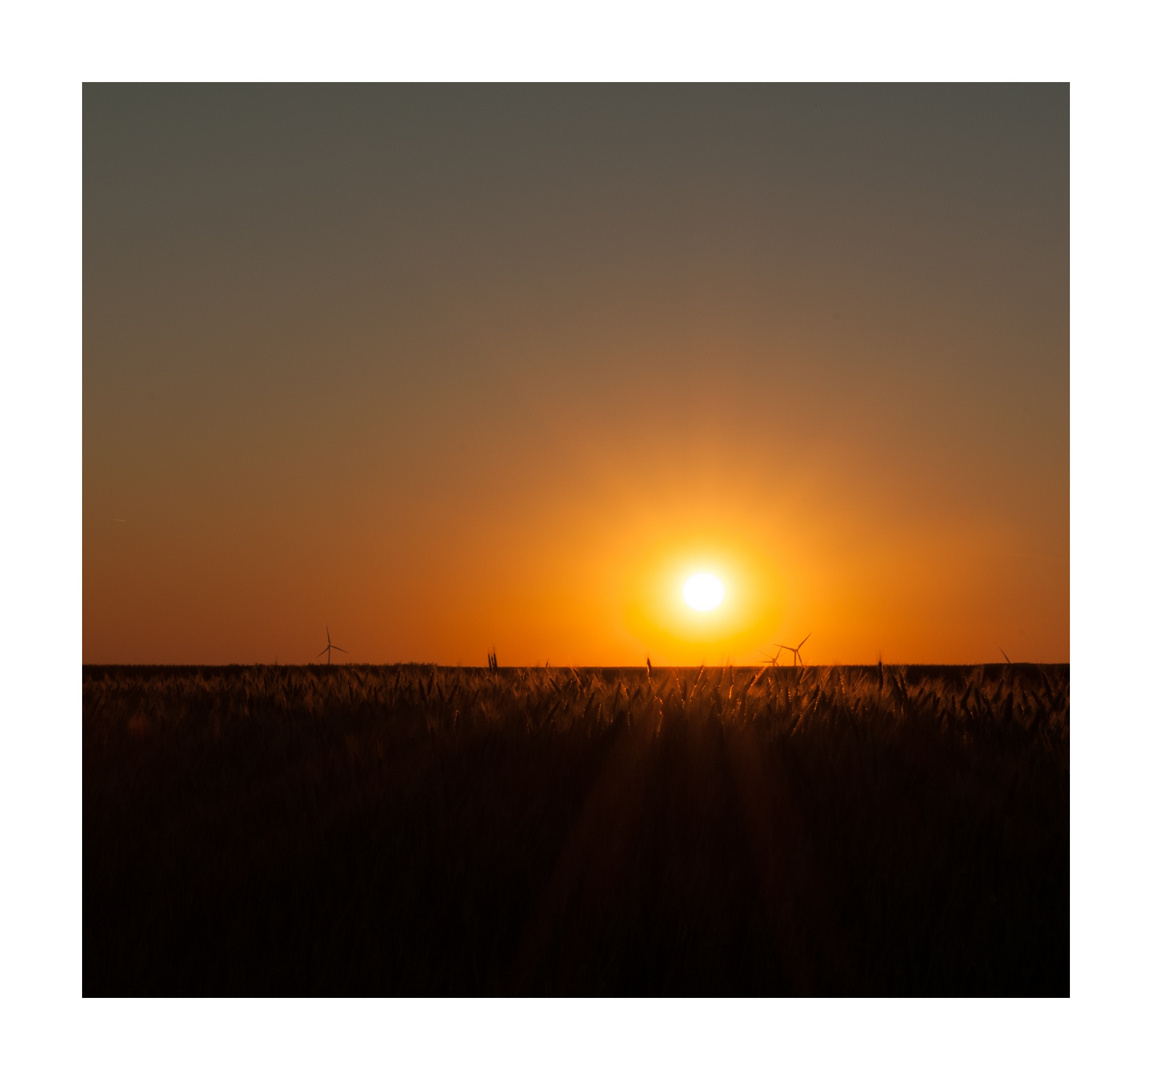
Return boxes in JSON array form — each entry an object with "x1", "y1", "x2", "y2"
[
  {"x1": 316, "y1": 627, "x2": 348, "y2": 665},
  {"x1": 762, "y1": 646, "x2": 783, "y2": 667},
  {"x1": 774, "y1": 632, "x2": 812, "y2": 666}
]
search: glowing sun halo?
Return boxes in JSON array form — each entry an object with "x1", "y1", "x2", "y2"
[{"x1": 683, "y1": 572, "x2": 725, "y2": 612}]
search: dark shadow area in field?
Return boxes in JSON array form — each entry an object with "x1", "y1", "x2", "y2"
[{"x1": 83, "y1": 664, "x2": 1069, "y2": 996}]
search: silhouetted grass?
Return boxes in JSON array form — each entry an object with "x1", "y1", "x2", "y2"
[{"x1": 83, "y1": 663, "x2": 1069, "y2": 995}]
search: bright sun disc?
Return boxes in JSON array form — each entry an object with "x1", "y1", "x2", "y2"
[{"x1": 683, "y1": 572, "x2": 725, "y2": 611}]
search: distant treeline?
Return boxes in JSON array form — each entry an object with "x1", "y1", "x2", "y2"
[{"x1": 84, "y1": 663, "x2": 1069, "y2": 995}]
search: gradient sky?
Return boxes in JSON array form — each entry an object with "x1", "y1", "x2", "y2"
[{"x1": 83, "y1": 84, "x2": 1068, "y2": 665}]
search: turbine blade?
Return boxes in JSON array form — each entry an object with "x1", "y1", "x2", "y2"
[
  {"x1": 332, "y1": 645, "x2": 348, "y2": 653},
  {"x1": 315, "y1": 648, "x2": 328, "y2": 659},
  {"x1": 327, "y1": 627, "x2": 331, "y2": 645},
  {"x1": 797, "y1": 633, "x2": 812, "y2": 648}
]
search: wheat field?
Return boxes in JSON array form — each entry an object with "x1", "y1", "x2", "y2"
[{"x1": 83, "y1": 662, "x2": 1069, "y2": 995}]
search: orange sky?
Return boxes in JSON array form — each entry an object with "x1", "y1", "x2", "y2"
[{"x1": 83, "y1": 85, "x2": 1068, "y2": 665}]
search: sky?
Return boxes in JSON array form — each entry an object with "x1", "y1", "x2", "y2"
[{"x1": 83, "y1": 84, "x2": 1068, "y2": 665}]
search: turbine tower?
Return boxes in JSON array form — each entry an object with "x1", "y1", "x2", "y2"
[
  {"x1": 316, "y1": 627, "x2": 348, "y2": 666},
  {"x1": 774, "y1": 632, "x2": 812, "y2": 666}
]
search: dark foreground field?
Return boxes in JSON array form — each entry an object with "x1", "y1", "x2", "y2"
[{"x1": 84, "y1": 663, "x2": 1069, "y2": 996}]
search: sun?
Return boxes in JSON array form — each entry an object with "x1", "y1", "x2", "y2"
[{"x1": 683, "y1": 572, "x2": 725, "y2": 612}]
